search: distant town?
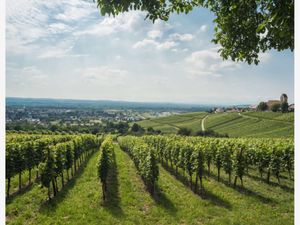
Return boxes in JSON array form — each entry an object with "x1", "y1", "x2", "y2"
[{"x1": 5, "y1": 94, "x2": 293, "y2": 133}]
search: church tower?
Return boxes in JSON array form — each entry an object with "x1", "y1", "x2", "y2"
[{"x1": 280, "y1": 93, "x2": 288, "y2": 103}]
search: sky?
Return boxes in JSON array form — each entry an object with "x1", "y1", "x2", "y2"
[{"x1": 6, "y1": 0, "x2": 294, "y2": 105}]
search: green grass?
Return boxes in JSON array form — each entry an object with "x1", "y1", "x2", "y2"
[
  {"x1": 137, "y1": 120, "x2": 179, "y2": 133},
  {"x1": 136, "y1": 111, "x2": 294, "y2": 137},
  {"x1": 242, "y1": 111, "x2": 294, "y2": 123},
  {"x1": 6, "y1": 144, "x2": 294, "y2": 225},
  {"x1": 205, "y1": 113, "x2": 241, "y2": 129},
  {"x1": 136, "y1": 112, "x2": 208, "y2": 134},
  {"x1": 205, "y1": 112, "x2": 294, "y2": 137},
  {"x1": 7, "y1": 170, "x2": 34, "y2": 196}
]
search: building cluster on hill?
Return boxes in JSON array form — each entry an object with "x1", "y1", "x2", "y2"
[
  {"x1": 255, "y1": 94, "x2": 294, "y2": 112},
  {"x1": 212, "y1": 93, "x2": 293, "y2": 114},
  {"x1": 213, "y1": 107, "x2": 243, "y2": 113}
]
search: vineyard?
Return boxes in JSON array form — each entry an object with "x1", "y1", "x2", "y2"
[
  {"x1": 119, "y1": 135, "x2": 293, "y2": 192},
  {"x1": 136, "y1": 112, "x2": 208, "y2": 134},
  {"x1": 6, "y1": 133, "x2": 294, "y2": 225},
  {"x1": 119, "y1": 137, "x2": 159, "y2": 194},
  {"x1": 6, "y1": 133, "x2": 101, "y2": 199},
  {"x1": 136, "y1": 111, "x2": 294, "y2": 137}
]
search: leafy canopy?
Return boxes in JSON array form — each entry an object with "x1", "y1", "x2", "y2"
[
  {"x1": 96, "y1": 0, "x2": 294, "y2": 65},
  {"x1": 257, "y1": 101, "x2": 268, "y2": 111}
]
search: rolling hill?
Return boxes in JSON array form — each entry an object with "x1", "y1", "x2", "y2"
[{"x1": 136, "y1": 111, "x2": 294, "y2": 138}]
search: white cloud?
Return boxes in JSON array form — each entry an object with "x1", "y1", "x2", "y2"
[
  {"x1": 6, "y1": 5, "x2": 49, "y2": 54},
  {"x1": 7, "y1": 66, "x2": 48, "y2": 86},
  {"x1": 37, "y1": 39, "x2": 86, "y2": 59},
  {"x1": 152, "y1": 20, "x2": 173, "y2": 31},
  {"x1": 22, "y1": 67, "x2": 48, "y2": 80},
  {"x1": 38, "y1": 47, "x2": 73, "y2": 59},
  {"x1": 169, "y1": 33, "x2": 195, "y2": 42},
  {"x1": 200, "y1": 25, "x2": 208, "y2": 32},
  {"x1": 185, "y1": 47, "x2": 240, "y2": 77},
  {"x1": 80, "y1": 66, "x2": 128, "y2": 85},
  {"x1": 133, "y1": 39, "x2": 157, "y2": 49},
  {"x1": 157, "y1": 41, "x2": 178, "y2": 50},
  {"x1": 133, "y1": 39, "x2": 177, "y2": 50},
  {"x1": 48, "y1": 23, "x2": 74, "y2": 34},
  {"x1": 55, "y1": 4, "x2": 94, "y2": 22},
  {"x1": 6, "y1": 0, "x2": 95, "y2": 55},
  {"x1": 115, "y1": 55, "x2": 122, "y2": 60},
  {"x1": 259, "y1": 52, "x2": 271, "y2": 63},
  {"x1": 147, "y1": 30, "x2": 163, "y2": 39},
  {"x1": 75, "y1": 11, "x2": 143, "y2": 37}
]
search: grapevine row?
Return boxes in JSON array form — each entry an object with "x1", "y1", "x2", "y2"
[
  {"x1": 117, "y1": 135, "x2": 290, "y2": 195},
  {"x1": 6, "y1": 133, "x2": 44, "y2": 143},
  {"x1": 97, "y1": 136, "x2": 114, "y2": 201},
  {"x1": 6, "y1": 134, "x2": 101, "y2": 199},
  {"x1": 118, "y1": 136, "x2": 159, "y2": 194},
  {"x1": 143, "y1": 136, "x2": 293, "y2": 191}
]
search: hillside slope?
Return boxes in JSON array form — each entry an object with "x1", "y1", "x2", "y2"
[
  {"x1": 136, "y1": 112, "x2": 208, "y2": 134},
  {"x1": 136, "y1": 112, "x2": 294, "y2": 138}
]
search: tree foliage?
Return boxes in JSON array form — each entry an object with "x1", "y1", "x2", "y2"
[
  {"x1": 177, "y1": 127, "x2": 192, "y2": 136},
  {"x1": 130, "y1": 123, "x2": 145, "y2": 133},
  {"x1": 257, "y1": 101, "x2": 268, "y2": 111},
  {"x1": 96, "y1": 0, "x2": 294, "y2": 64},
  {"x1": 270, "y1": 103, "x2": 281, "y2": 112},
  {"x1": 281, "y1": 102, "x2": 289, "y2": 113}
]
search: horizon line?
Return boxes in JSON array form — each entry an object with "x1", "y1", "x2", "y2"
[{"x1": 6, "y1": 96, "x2": 256, "y2": 106}]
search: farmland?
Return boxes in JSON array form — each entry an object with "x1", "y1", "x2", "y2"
[
  {"x1": 136, "y1": 112, "x2": 208, "y2": 134},
  {"x1": 136, "y1": 111, "x2": 294, "y2": 137},
  {"x1": 6, "y1": 133, "x2": 294, "y2": 225},
  {"x1": 4, "y1": 0, "x2": 295, "y2": 223}
]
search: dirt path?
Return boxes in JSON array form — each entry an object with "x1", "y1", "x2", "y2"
[{"x1": 201, "y1": 115, "x2": 209, "y2": 131}]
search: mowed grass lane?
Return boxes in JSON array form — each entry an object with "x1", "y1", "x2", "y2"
[{"x1": 6, "y1": 144, "x2": 294, "y2": 225}]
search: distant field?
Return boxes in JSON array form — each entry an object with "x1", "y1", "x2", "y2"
[
  {"x1": 242, "y1": 111, "x2": 294, "y2": 123},
  {"x1": 136, "y1": 111, "x2": 294, "y2": 137},
  {"x1": 136, "y1": 112, "x2": 208, "y2": 134}
]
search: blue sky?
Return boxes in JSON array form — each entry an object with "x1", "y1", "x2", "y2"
[{"x1": 6, "y1": 0, "x2": 294, "y2": 104}]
